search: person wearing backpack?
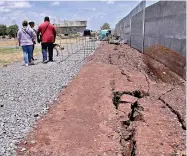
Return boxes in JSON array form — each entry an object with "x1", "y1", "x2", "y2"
[
  {"x1": 37, "y1": 16, "x2": 56, "y2": 63},
  {"x1": 17, "y1": 20, "x2": 36, "y2": 66},
  {"x1": 29, "y1": 21, "x2": 37, "y2": 61}
]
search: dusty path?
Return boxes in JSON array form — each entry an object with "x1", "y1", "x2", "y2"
[
  {"x1": 17, "y1": 62, "x2": 121, "y2": 156},
  {"x1": 17, "y1": 42, "x2": 186, "y2": 156}
]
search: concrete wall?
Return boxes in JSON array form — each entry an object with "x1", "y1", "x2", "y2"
[
  {"x1": 56, "y1": 26, "x2": 86, "y2": 35},
  {"x1": 56, "y1": 20, "x2": 87, "y2": 27},
  {"x1": 115, "y1": 1, "x2": 186, "y2": 57},
  {"x1": 115, "y1": 1, "x2": 146, "y2": 44},
  {"x1": 144, "y1": 1, "x2": 186, "y2": 57},
  {"x1": 131, "y1": 10, "x2": 144, "y2": 51}
]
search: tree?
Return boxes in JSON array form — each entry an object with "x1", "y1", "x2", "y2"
[
  {"x1": 101, "y1": 23, "x2": 110, "y2": 30},
  {"x1": 0, "y1": 25, "x2": 7, "y2": 37},
  {"x1": 7, "y1": 24, "x2": 19, "y2": 38}
]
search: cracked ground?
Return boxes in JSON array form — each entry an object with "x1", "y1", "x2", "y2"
[{"x1": 17, "y1": 42, "x2": 186, "y2": 156}]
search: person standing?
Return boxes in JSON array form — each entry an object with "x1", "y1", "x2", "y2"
[
  {"x1": 17, "y1": 20, "x2": 36, "y2": 66},
  {"x1": 37, "y1": 16, "x2": 56, "y2": 63},
  {"x1": 29, "y1": 21, "x2": 37, "y2": 61}
]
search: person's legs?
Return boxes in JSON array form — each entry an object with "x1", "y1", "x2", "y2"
[
  {"x1": 31, "y1": 44, "x2": 35, "y2": 60},
  {"x1": 21, "y1": 46, "x2": 29, "y2": 65},
  {"x1": 27, "y1": 45, "x2": 33, "y2": 64},
  {"x1": 48, "y1": 42, "x2": 53, "y2": 61},
  {"x1": 41, "y1": 43, "x2": 48, "y2": 63}
]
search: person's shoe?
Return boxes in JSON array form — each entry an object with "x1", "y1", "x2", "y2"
[
  {"x1": 29, "y1": 62, "x2": 35, "y2": 65},
  {"x1": 43, "y1": 60, "x2": 48, "y2": 64},
  {"x1": 25, "y1": 63, "x2": 29, "y2": 67},
  {"x1": 32, "y1": 57, "x2": 37, "y2": 61},
  {"x1": 28, "y1": 60, "x2": 35, "y2": 65},
  {"x1": 49, "y1": 59, "x2": 53, "y2": 62}
]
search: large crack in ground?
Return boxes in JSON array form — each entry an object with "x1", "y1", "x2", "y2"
[
  {"x1": 158, "y1": 97, "x2": 186, "y2": 130},
  {"x1": 111, "y1": 71, "x2": 185, "y2": 155},
  {"x1": 159, "y1": 81, "x2": 185, "y2": 98},
  {"x1": 157, "y1": 81, "x2": 186, "y2": 131},
  {"x1": 121, "y1": 63, "x2": 185, "y2": 132},
  {"x1": 112, "y1": 85, "x2": 186, "y2": 155},
  {"x1": 112, "y1": 88, "x2": 149, "y2": 156}
]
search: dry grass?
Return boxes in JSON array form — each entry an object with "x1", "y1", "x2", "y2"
[
  {"x1": 0, "y1": 47, "x2": 41, "y2": 67},
  {"x1": 0, "y1": 39, "x2": 17, "y2": 47}
]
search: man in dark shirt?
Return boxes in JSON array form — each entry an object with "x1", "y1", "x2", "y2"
[
  {"x1": 29, "y1": 21, "x2": 37, "y2": 61},
  {"x1": 37, "y1": 17, "x2": 56, "y2": 63}
]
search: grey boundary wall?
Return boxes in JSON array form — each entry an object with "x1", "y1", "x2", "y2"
[
  {"x1": 115, "y1": 1, "x2": 146, "y2": 45},
  {"x1": 115, "y1": 1, "x2": 186, "y2": 57},
  {"x1": 131, "y1": 10, "x2": 144, "y2": 51}
]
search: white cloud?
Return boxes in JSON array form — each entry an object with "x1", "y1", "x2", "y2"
[
  {"x1": 40, "y1": 13, "x2": 47, "y2": 17},
  {"x1": 49, "y1": 15, "x2": 58, "y2": 24},
  {"x1": 100, "y1": 0, "x2": 115, "y2": 4},
  {"x1": 0, "y1": 1, "x2": 5, "y2": 6},
  {"x1": 51, "y1": 1, "x2": 60, "y2": 6},
  {"x1": 91, "y1": 8, "x2": 96, "y2": 11},
  {"x1": 118, "y1": 4, "x2": 127, "y2": 7},
  {"x1": 80, "y1": 7, "x2": 96, "y2": 12},
  {"x1": 28, "y1": 11, "x2": 38, "y2": 17},
  {"x1": 0, "y1": 6, "x2": 11, "y2": 13},
  {"x1": 7, "y1": 2, "x2": 32, "y2": 8},
  {"x1": 106, "y1": 0, "x2": 115, "y2": 5},
  {"x1": 0, "y1": 16, "x2": 7, "y2": 21},
  {"x1": 1, "y1": 9, "x2": 23, "y2": 22}
]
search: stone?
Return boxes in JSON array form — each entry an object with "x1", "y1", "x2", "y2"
[
  {"x1": 34, "y1": 114, "x2": 39, "y2": 117},
  {"x1": 21, "y1": 148, "x2": 26, "y2": 152},
  {"x1": 120, "y1": 94, "x2": 138, "y2": 103},
  {"x1": 30, "y1": 140, "x2": 36, "y2": 144}
]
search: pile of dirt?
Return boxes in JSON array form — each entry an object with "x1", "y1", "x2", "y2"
[
  {"x1": 17, "y1": 42, "x2": 186, "y2": 156},
  {"x1": 143, "y1": 45, "x2": 186, "y2": 80},
  {"x1": 89, "y1": 42, "x2": 185, "y2": 84}
]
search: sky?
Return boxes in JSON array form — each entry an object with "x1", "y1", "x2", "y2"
[{"x1": 0, "y1": 1, "x2": 158, "y2": 30}]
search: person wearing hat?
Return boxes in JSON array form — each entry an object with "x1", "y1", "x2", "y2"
[
  {"x1": 29, "y1": 21, "x2": 37, "y2": 61},
  {"x1": 17, "y1": 20, "x2": 36, "y2": 66}
]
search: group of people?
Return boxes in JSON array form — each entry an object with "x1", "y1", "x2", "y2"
[{"x1": 17, "y1": 16, "x2": 56, "y2": 66}]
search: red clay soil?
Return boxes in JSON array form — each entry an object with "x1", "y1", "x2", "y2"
[
  {"x1": 144, "y1": 45, "x2": 186, "y2": 80},
  {"x1": 17, "y1": 42, "x2": 186, "y2": 156}
]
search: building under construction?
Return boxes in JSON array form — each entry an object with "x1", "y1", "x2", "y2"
[{"x1": 54, "y1": 20, "x2": 87, "y2": 36}]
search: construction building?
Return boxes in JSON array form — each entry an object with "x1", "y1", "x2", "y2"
[{"x1": 54, "y1": 20, "x2": 87, "y2": 36}]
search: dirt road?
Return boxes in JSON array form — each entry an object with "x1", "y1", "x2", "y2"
[{"x1": 17, "y1": 42, "x2": 186, "y2": 156}]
